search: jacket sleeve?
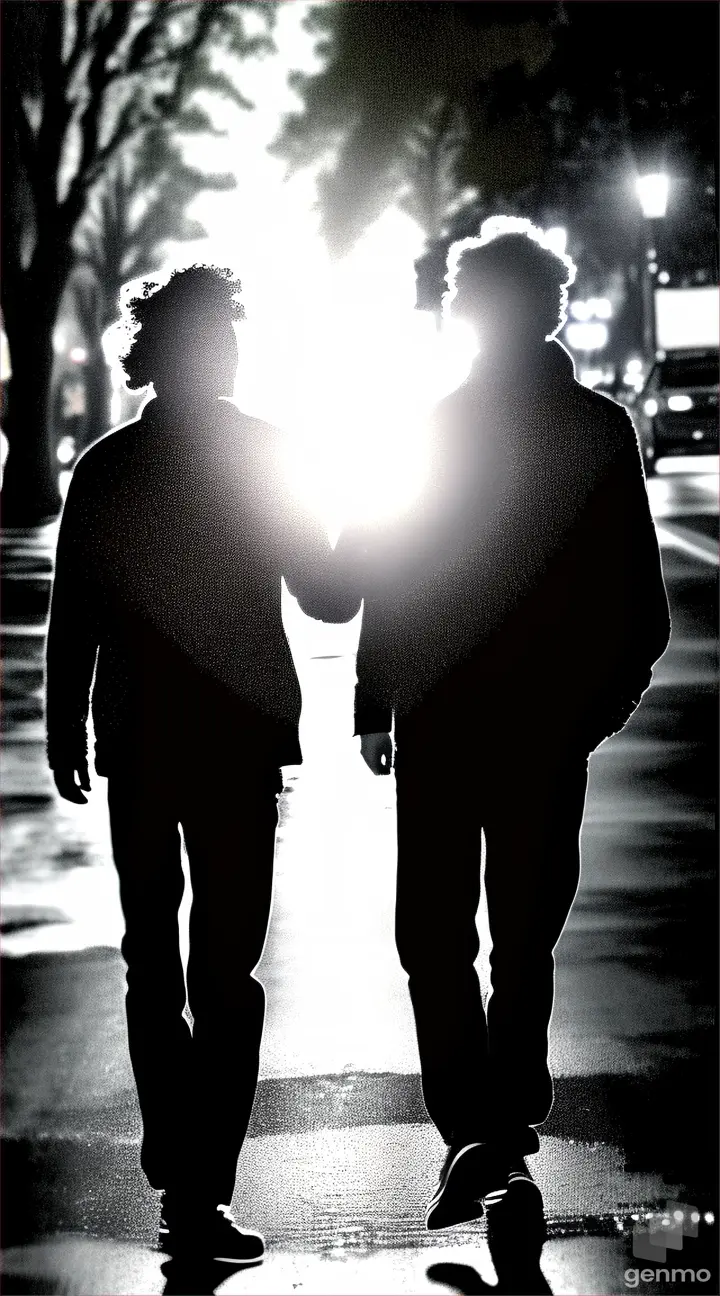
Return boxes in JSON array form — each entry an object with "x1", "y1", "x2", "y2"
[
  {"x1": 579, "y1": 411, "x2": 671, "y2": 736},
  {"x1": 332, "y1": 524, "x2": 394, "y2": 735},
  {"x1": 45, "y1": 459, "x2": 100, "y2": 770},
  {"x1": 281, "y1": 500, "x2": 363, "y2": 624}
]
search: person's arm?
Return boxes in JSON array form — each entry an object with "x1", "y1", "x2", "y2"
[
  {"x1": 45, "y1": 458, "x2": 100, "y2": 802},
  {"x1": 580, "y1": 411, "x2": 671, "y2": 743},
  {"x1": 282, "y1": 502, "x2": 363, "y2": 623}
]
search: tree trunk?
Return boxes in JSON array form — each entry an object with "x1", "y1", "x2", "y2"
[{"x1": 1, "y1": 308, "x2": 62, "y2": 526}]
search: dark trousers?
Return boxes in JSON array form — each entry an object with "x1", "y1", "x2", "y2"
[
  {"x1": 394, "y1": 704, "x2": 589, "y2": 1153},
  {"x1": 107, "y1": 741, "x2": 282, "y2": 1204}
]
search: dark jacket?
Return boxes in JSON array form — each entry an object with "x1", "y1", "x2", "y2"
[
  {"x1": 45, "y1": 396, "x2": 361, "y2": 774},
  {"x1": 344, "y1": 341, "x2": 671, "y2": 747}
]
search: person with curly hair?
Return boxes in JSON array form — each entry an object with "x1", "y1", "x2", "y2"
[
  {"x1": 342, "y1": 220, "x2": 671, "y2": 1229},
  {"x1": 45, "y1": 265, "x2": 360, "y2": 1260}
]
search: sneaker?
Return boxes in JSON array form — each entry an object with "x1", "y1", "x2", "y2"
[
  {"x1": 159, "y1": 1196, "x2": 265, "y2": 1263},
  {"x1": 425, "y1": 1142, "x2": 510, "y2": 1231}
]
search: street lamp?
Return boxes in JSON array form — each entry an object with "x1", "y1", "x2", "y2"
[
  {"x1": 635, "y1": 172, "x2": 669, "y2": 364},
  {"x1": 635, "y1": 174, "x2": 669, "y2": 221}
]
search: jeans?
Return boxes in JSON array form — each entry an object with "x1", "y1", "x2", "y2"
[
  {"x1": 394, "y1": 703, "x2": 589, "y2": 1153},
  {"x1": 107, "y1": 737, "x2": 282, "y2": 1204}
]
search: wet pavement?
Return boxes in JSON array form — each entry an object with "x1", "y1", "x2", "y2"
[{"x1": 1, "y1": 467, "x2": 718, "y2": 1295}]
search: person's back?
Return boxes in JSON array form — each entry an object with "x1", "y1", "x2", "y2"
[
  {"x1": 46, "y1": 269, "x2": 354, "y2": 780},
  {"x1": 349, "y1": 222, "x2": 671, "y2": 1234},
  {"x1": 44, "y1": 265, "x2": 359, "y2": 1261},
  {"x1": 352, "y1": 241, "x2": 669, "y2": 750}
]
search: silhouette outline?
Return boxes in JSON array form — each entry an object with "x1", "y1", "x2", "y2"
[
  {"x1": 341, "y1": 219, "x2": 671, "y2": 1225},
  {"x1": 45, "y1": 265, "x2": 361, "y2": 1257}
]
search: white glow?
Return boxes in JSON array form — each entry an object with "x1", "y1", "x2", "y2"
[
  {"x1": 69, "y1": 346, "x2": 87, "y2": 364},
  {"x1": 110, "y1": 392, "x2": 122, "y2": 425},
  {"x1": 544, "y1": 226, "x2": 567, "y2": 256},
  {"x1": 588, "y1": 297, "x2": 612, "y2": 320},
  {"x1": 635, "y1": 172, "x2": 669, "y2": 220},
  {"x1": 626, "y1": 358, "x2": 643, "y2": 374},
  {"x1": 667, "y1": 394, "x2": 693, "y2": 411},
  {"x1": 580, "y1": 368, "x2": 604, "y2": 388},
  {"x1": 655, "y1": 287, "x2": 720, "y2": 350},
  {"x1": 656, "y1": 455, "x2": 719, "y2": 475},
  {"x1": 52, "y1": 327, "x2": 66, "y2": 355},
  {"x1": 658, "y1": 270, "x2": 670, "y2": 285},
  {"x1": 56, "y1": 435, "x2": 76, "y2": 464},
  {"x1": 570, "y1": 300, "x2": 591, "y2": 321},
  {"x1": 643, "y1": 398, "x2": 659, "y2": 416},
  {"x1": 565, "y1": 322, "x2": 608, "y2": 351}
]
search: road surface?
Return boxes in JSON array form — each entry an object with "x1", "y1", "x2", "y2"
[{"x1": 1, "y1": 464, "x2": 717, "y2": 1296}]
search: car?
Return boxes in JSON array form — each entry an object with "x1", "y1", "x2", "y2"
[{"x1": 633, "y1": 348, "x2": 719, "y2": 474}]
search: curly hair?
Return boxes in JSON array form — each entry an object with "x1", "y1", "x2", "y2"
[
  {"x1": 119, "y1": 265, "x2": 244, "y2": 391},
  {"x1": 445, "y1": 217, "x2": 576, "y2": 340}
]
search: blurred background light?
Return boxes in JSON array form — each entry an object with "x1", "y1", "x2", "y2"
[
  {"x1": 635, "y1": 172, "x2": 670, "y2": 219},
  {"x1": 570, "y1": 300, "x2": 591, "y2": 321},
  {"x1": 565, "y1": 322, "x2": 608, "y2": 351},
  {"x1": 655, "y1": 286, "x2": 720, "y2": 350}
]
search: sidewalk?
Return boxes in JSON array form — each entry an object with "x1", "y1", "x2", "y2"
[{"x1": 1, "y1": 525, "x2": 717, "y2": 1296}]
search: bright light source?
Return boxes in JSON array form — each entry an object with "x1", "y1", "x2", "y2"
[
  {"x1": 648, "y1": 262, "x2": 658, "y2": 275},
  {"x1": 580, "y1": 368, "x2": 604, "y2": 388},
  {"x1": 56, "y1": 435, "x2": 76, "y2": 464},
  {"x1": 667, "y1": 394, "x2": 693, "y2": 411},
  {"x1": 565, "y1": 322, "x2": 608, "y2": 351},
  {"x1": 52, "y1": 328, "x2": 66, "y2": 355},
  {"x1": 570, "y1": 300, "x2": 590, "y2": 321},
  {"x1": 589, "y1": 297, "x2": 612, "y2": 320},
  {"x1": 635, "y1": 172, "x2": 669, "y2": 220},
  {"x1": 643, "y1": 399, "x2": 659, "y2": 416},
  {"x1": 69, "y1": 346, "x2": 87, "y2": 364},
  {"x1": 655, "y1": 286, "x2": 720, "y2": 350},
  {"x1": 544, "y1": 226, "x2": 567, "y2": 256},
  {"x1": 627, "y1": 358, "x2": 643, "y2": 374},
  {"x1": 658, "y1": 271, "x2": 670, "y2": 285}
]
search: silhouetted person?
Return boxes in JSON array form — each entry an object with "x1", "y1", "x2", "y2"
[
  {"x1": 341, "y1": 224, "x2": 670, "y2": 1229},
  {"x1": 45, "y1": 266, "x2": 360, "y2": 1261}
]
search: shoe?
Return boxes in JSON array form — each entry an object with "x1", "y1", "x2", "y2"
[
  {"x1": 159, "y1": 1196, "x2": 265, "y2": 1262},
  {"x1": 486, "y1": 1160, "x2": 549, "y2": 1293},
  {"x1": 425, "y1": 1142, "x2": 510, "y2": 1231}
]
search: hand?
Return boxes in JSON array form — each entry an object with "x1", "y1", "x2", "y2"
[
  {"x1": 360, "y1": 732, "x2": 394, "y2": 775},
  {"x1": 53, "y1": 759, "x2": 91, "y2": 804}
]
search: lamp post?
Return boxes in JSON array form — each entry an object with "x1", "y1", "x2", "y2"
[{"x1": 635, "y1": 173, "x2": 669, "y2": 364}]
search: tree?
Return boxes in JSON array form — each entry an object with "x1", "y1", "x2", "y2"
[
  {"x1": 271, "y1": 2, "x2": 555, "y2": 259},
  {"x1": 2, "y1": 0, "x2": 274, "y2": 525},
  {"x1": 71, "y1": 124, "x2": 236, "y2": 447},
  {"x1": 272, "y1": 1, "x2": 717, "y2": 279}
]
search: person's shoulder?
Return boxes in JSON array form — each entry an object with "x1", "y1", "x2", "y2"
[
  {"x1": 572, "y1": 380, "x2": 637, "y2": 440},
  {"x1": 219, "y1": 401, "x2": 284, "y2": 450},
  {"x1": 72, "y1": 417, "x2": 144, "y2": 478}
]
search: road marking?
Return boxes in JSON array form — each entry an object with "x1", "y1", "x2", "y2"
[{"x1": 657, "y1": 523, "x2": 718, "y2": 565}]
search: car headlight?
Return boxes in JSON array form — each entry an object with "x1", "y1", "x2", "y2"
[
  {"x1": 643, "y1": 398, "x2": 659, "y2": 417},
  {"x1": 667, "y1": 394, "x2": 693, "y2": 411}
]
